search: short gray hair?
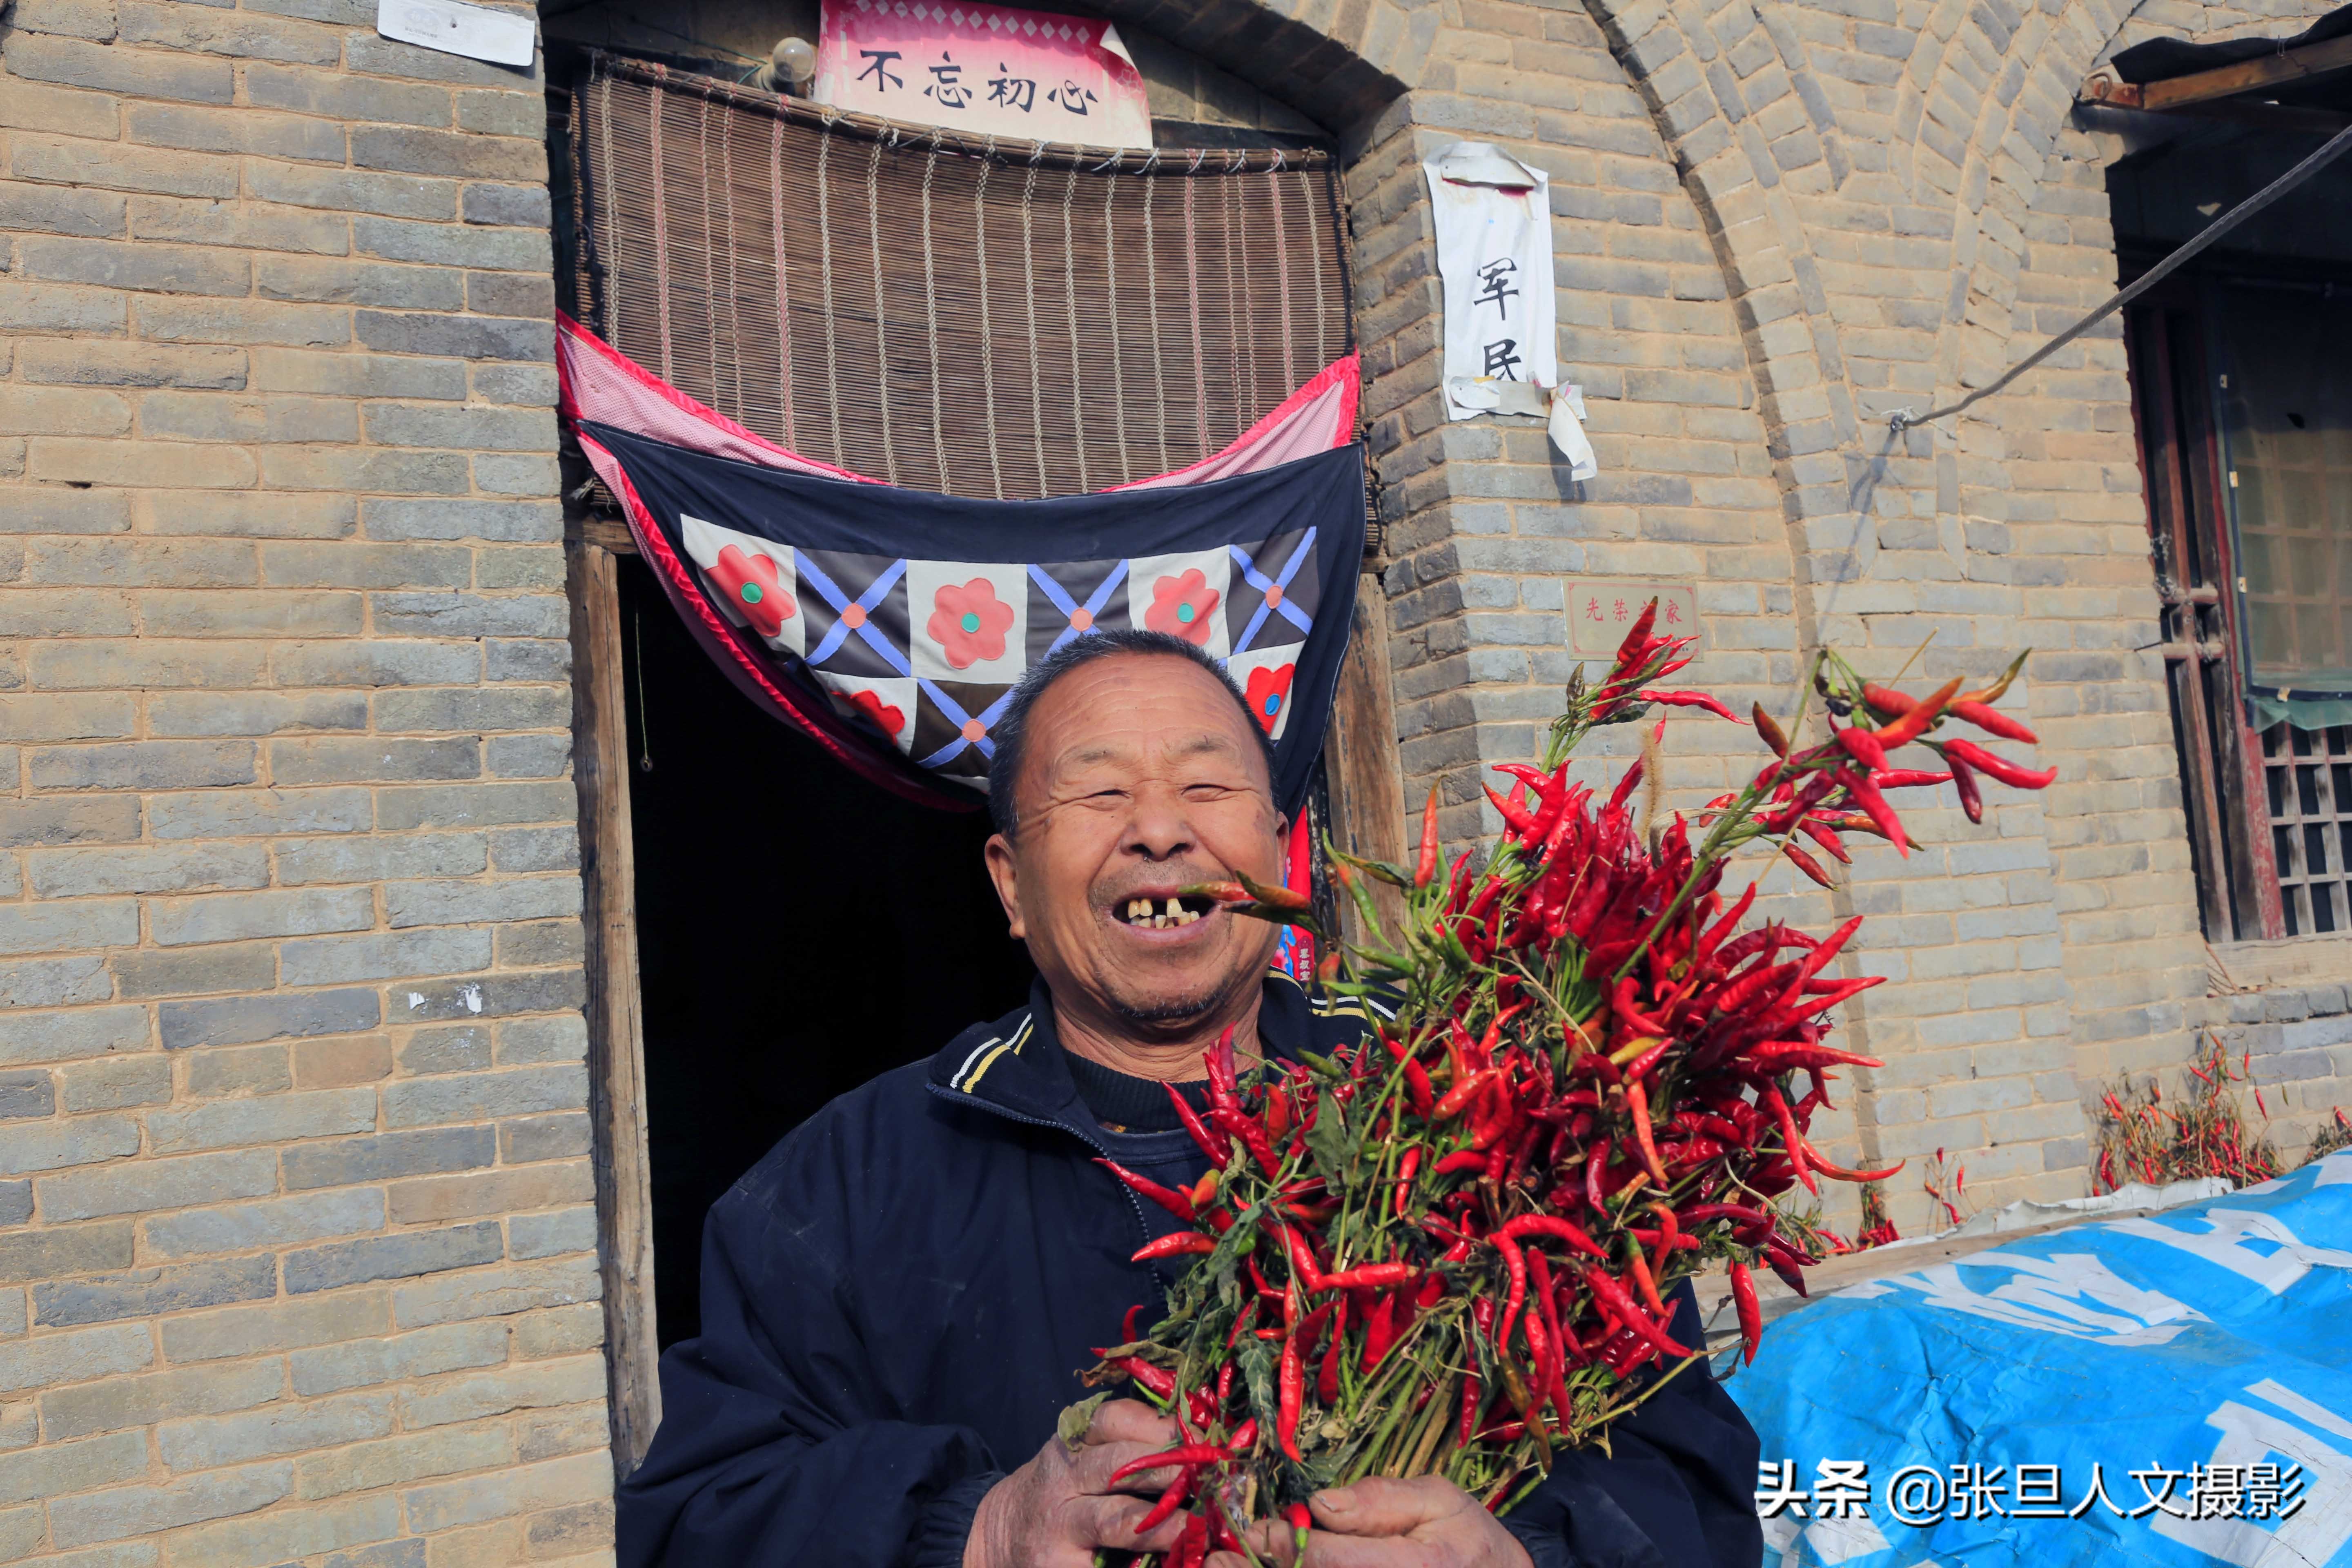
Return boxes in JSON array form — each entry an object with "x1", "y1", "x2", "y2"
[{"x1": 985, "y1": 629, "x2": 1276, "y2": 837}]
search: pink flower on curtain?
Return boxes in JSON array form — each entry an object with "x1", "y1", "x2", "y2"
[
  {"x1": 928, "y1": 579, "x2": 1015, "y2": 669},
  {"x1": 708, "y1": 545, "x2": 794, "y2": 639},
  {"x1": 848, "y1": 688, "x2": 905, "y2": 740},
  {"x1": 1243, "y1": 663, "x2": 1294, "y2": 735},
  {"x1": 1146, "y1": 569, "x2": 1220, "y2": 646}
]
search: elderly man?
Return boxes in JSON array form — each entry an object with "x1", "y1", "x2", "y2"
[{"x1": 616, "y1": 629, "x2": 1761, "y2": 1568}]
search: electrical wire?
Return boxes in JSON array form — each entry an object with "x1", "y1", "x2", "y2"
[{"x1": 1888, "y1": 117, "x2": 2352, "y2": 431}]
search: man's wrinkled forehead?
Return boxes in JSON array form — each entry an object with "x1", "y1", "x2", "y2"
[
  {"x1": 1015, "y1": 655, "x2": 1270, "y2": 813},
  {"x1": 1045, "y1": 728, "x2": 1250, "y2": 792}
]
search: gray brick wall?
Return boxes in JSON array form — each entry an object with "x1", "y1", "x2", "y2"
[{"x1": 0, "y1": 0, "x2": 609, "y2": 1559}]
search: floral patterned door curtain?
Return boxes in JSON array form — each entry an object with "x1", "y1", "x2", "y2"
[{"x1": 559, "y1": 315, "x2": 1365, "y2": 813}]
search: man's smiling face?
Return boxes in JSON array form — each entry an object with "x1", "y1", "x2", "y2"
[{"x1": 983, "y1": 652, "x2": 1286, "y2": 1039}]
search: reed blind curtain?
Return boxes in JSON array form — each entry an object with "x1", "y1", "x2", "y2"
[{"x1": 565, "y1": 53, "x2": 1355, "y2": 500}]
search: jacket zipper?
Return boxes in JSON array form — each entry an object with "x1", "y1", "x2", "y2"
[{"x1": 922, "y1": 1083, "x2": 1166, "y2": 1275}]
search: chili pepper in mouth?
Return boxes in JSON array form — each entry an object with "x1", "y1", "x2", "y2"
[{"x1": 1126, "y1": 889, "x2": 1223, "y2": 928}]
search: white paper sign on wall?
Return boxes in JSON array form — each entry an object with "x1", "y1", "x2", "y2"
[
  {"x1": 376, "y1": 0, "x2": 535, "y2": 67},
  {"x1": 1423, "y1": 142, "x2": 1594, "y2": 479}
]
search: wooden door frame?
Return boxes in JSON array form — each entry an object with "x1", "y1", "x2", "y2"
[
  {"x1": 568, "y1": 521, "x2": 662, "y2": 1480},
  {"x1": 567, "y1": 523, "x2": 1408, "y2": 1480}
]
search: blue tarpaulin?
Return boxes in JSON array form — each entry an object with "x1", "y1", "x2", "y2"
[{"x1": 1733, "y1": 1153, "x2": 2352, "y2": 1566}]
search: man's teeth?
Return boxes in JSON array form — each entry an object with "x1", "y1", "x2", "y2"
[{"x1": 1122, "y1": 897, "x2": 1201, "y2": 929}]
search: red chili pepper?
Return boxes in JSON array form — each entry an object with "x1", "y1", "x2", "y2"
[
  {"x1": 1862, "y1": 683, "x2": 1914, "y2": 717},
  {"x1": 1873, "y1": 677, "x2": 1961, "y2": 748},
  {"x1": 1107, "y1": 1442, "x2": 1234, "y2": 1486},
  {"x1": 1402, "y1": 1056, "x2": 1436, "y2": 1120},
  {"x1": 1730, "y1": 1260, "x2": 1762, "y2": 1365},
  {"x1": 1164, "y1": 1084, "x2": 1231, "y2": 1168},
  {"x1": 1393, "y1": 1146, "x2": 1421, "y2": 1218},
  {"x1": 1940, "y1": 737, "x2": 2057, "y2": 790},
  {"x1": 1625, "y1": 1079, "x2": 1668, "y2": 1187},
  {"x1": 1133, "y1": 1470, "x2": 1193, "y2": 1536},
  {"x1": 1484, "y1": 782, "x2": 1539, "y2": 837},
  {"x1": 1950, "y1": 698, "x2": 2037, "y2": 744},
  {"x1": 1498, "y1": 1213, "x2": 1608, "y2": 1261},
  {"x1": 1457, "y1": 1365, "x2": 1483, "y2": 1448},
  {"x1": 1577, "y1": 1264, "x2": 1692, "y2": 1359},
  {"x1": 1639, "y1": 688, "x2": 1742, "y2": 722},
  {"x1": 1802, "y1": 1146, "x2": 1905, "y2": 1183},
  {"x1": 1797, "y1": 817, "x2": 1852, "y2": 864},
  {"x1": 1624, "y1": 1233, "x2": 1669, "y2": 1317},
  {"x1": 1321, "y1": 1262, "x2": 1416, "y2": 1292},
  {"x1": 1762, "y1": 1087, "x2": 1815, "y2": 1195},
  {"x1": 1433, "y1": 1067, "x2": 1503, "y2": 1122},
  {"x1": 1271, "y1": 1221, "x2": 1326, "y2": 1292},
  {"x1": 1782, "y1": 840, "x2": 1833, "y2": 888},
  {"x1": 1834, "y1": 725, "x2": 1888, "y2": 771},
  {"x1": 1096, "y1": 1159, "x2": 1198, "y2": 1223},
  {"x1": 1277, "y1": 1323, "x2": 1306, "y2": 1459},
  {"x1": 1109, "y1": 1355, "x2": 1178, "y2": 1399},
  {"x1": 1835, "y1": 766, "x2": 1909, "y2": 856},
  {"x1": 1359, "y1": 1290, "x2": 1396, "y2": 1373},
  {"x1": 1132, "y1": 1232, "x2": 1217, "y2": 1262},
  {"x1": 1214, "y1": 1104, "x2": 1281, "y2": 1174},
  {"x1": 1944, "y1": 745, "x2": 1985, "y2": 822},
  {"x1": 1493, "y1": 1228, "x2": 1528, "y2": 1347},
  {"x1": 1415, "y1": 786, "x2": 1441, "y2": 888}
]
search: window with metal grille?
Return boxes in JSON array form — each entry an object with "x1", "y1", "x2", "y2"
[
  {"x1": 2264, "y1": 722, "x2": 2352, "y2": 934},
  {"x1": 2128, "y1": 279, "x2": 2352, "y2": 940}
]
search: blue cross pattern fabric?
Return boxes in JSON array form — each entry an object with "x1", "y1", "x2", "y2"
[
  {"x1": 580, "y1": 419, "x2": 1365, "y2": 814},
  {"x1": 1733, "y1": 1152, "x2": 2352, "y2": 1567}
]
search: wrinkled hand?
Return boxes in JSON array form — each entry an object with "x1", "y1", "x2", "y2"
[
  {"x1": 1206, "y1": 1476, "x2": 1535, "y2": 1568},
  {"x1": 963, "y1": 1399, "x2": 1192, "y2": 1568}
]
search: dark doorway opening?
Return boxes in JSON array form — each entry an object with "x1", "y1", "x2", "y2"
[{"x1": 614, "y1": 554, "x2": 1035, "y2": 1349}]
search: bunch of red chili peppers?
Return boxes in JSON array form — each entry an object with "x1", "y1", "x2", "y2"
[
  {"x1": 1080, "y1": 605, "x2": 2057, "y2": 1564},
  {"x1": 2093, "y1": 1030, "x2": 2282, "y2": 1193}
]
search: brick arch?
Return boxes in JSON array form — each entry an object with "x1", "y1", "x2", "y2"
[{"x1": 1555, "y1": 0, "x2": 1889, "y2": 610}]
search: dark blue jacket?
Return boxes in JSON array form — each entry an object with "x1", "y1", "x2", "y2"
[{"x1": 616, "y1": 976, "x2": 1763, "y2": 1568}]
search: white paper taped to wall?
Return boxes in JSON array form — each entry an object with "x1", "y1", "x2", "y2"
[
  {"x1": 1423, "y1": 142, "x2": 1592, "y2": 478},
  {"x1": 376, "y1": 0, "x2": 535, "y2": 67}
]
